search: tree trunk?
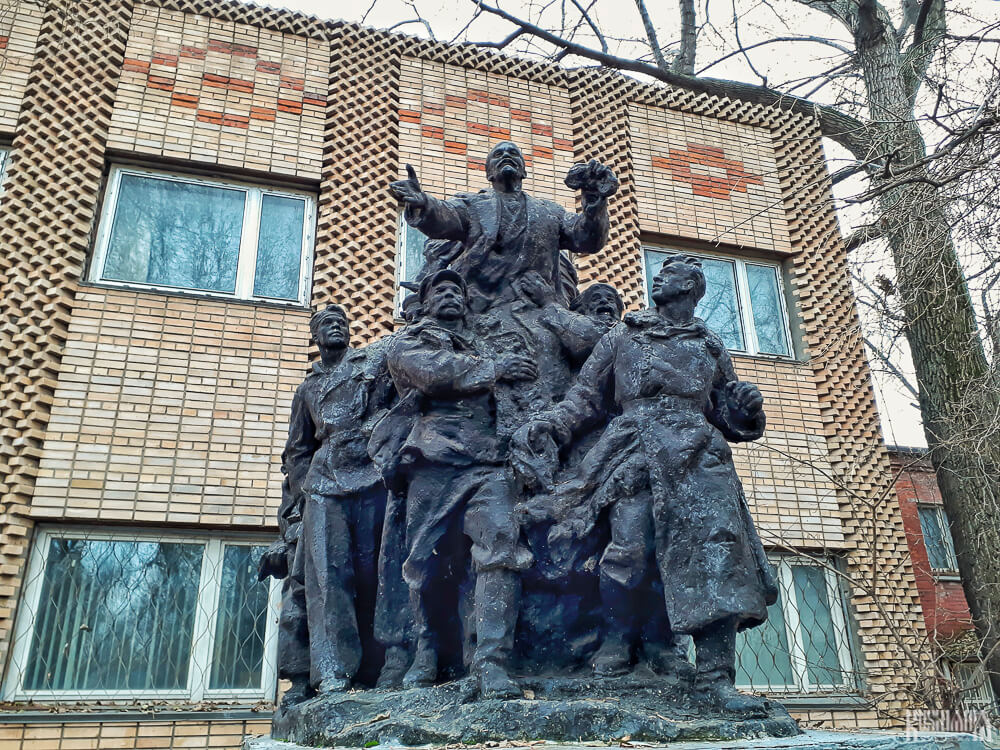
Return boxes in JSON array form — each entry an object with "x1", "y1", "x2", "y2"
[{"x1": 856, "y1": 6, "x2": 1000, "y2": 701}]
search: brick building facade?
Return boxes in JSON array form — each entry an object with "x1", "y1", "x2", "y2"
[{"x1": 0, "y1": 0, "x2": 930, "y2": 746}]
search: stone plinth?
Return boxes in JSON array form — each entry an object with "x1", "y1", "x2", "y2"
[{"x1": 266, "y1": 673, "x2": 800, "y2": 747}]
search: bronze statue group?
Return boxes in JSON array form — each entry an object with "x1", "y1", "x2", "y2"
[{"x1": 259, "y1": 141, "x2": 778, "y2": 717}]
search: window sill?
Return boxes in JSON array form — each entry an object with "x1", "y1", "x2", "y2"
[
  {"x1": 933, "y1": 572, "x2": 963, "y2": 582},
  {"x1": 0, "y1": 707, "x2": 273, "y2": 723},
  {"x1": 730, "y1": 350, "x2": 804, "y2": 365},
  {"x1": 78, "y1": 280, "x2": 313, "y2": 313},
  {"x1": 776, "y1": 694, "x2": 870, "y2": 710}
]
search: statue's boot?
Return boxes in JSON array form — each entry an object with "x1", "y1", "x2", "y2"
[
  {"x1": 402, "y1": 591, "x2": 438, "y2": 688},
  {"x1": 316, "y1": 676, "x2": 351, "y2": 694},
  {"x1": 377, "y1": 645, "x2": 411, "y2": 689},
  {"x1": 473, "y1": 569, "x2": 521, "y2": 699},
  {"x1": 279, "y1": 678, "x2": 314, "y2": 708},
  {"x1": 592, "y1": 632, "x2": 632, "y2": 677},
  {"x1": 693, "y1": 618, "x2": 769, "y2": 717},
  {"x1": 643, "y1": 638, "x2": 695, "y2": 680}
]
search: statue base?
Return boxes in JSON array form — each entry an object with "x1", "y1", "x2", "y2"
[{"x1": 269, "y1": 672, "x2": 799, "y2": 747}]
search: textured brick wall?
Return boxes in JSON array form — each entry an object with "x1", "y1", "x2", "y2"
[
  {"x1": 891, "y1": 454, "x2": 974, "y2": 641},
  {"x1": 108, "y1": 2, "x2": 326, "y2": 178},
  {"x1": 0, "y1": 1, "x2": 43, "y2": 131},
  {"x1": 30, "y1": 289, "x2": 310, "y2": 527},
  {"x1": 631, "y1": 104, "x2": 791, "y2": 252},
  {"x1": 0, "y1": 719, "x2": 270, "y2": 749}
]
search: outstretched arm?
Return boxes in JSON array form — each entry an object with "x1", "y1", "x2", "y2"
[
  {"x1": 388, "y1": 333, "x2": 497, "y2": 398},
  {"x1": 390, "y1": 164, "x2": 469, "y2": 240}
]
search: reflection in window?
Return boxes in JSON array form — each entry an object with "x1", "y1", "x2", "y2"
[
  {"x1": 94, "y1": 167, "x2": 314, "y2": 304},
  {"x1": 737, "y1": 557, "x2": 856, "y2": 692},
  {"x1": 103, "y1": 174, "x2": 245, "y2": 294},
  {"x1": 644, "y1": 249, "x2": 792, "y2": 357},
  {"x1": 9, "y1": 531, "x2": 277, "y2": 701},
  {"x1": 210, "y1": 544, "x2": 269, "y2": 690},
  {"x1": 24, "y1": 538, "x2": 203, "y2": 691},
  {"x1": 918, "y1": 505, "x2": 959, "y2": 572},
  {"x1": 396, "y1": 218, "x2": 428, "y2": 314}
]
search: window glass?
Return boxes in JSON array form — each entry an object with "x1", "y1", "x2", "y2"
[
  {"x1": 746, "y1": 263, "x2": 790, "y2": 356},
  {"x1": 254, "y1": 195, "x2": 305, "y2": 300},
  {"x1": 102, "y1": 174, "x2": 245, "y2": 294},
  {"x1": 918, "y1": 506, "x2": 958, "y2": 571},
  {"x1": 792, "y1": 564, "x2": 844, "y2": 686},
  {"x1": 23, "y1": 537, "x2": 203, "y2": 691},
  {"x1": 401, "y1": 221, "x2": 427, "y2": 284},
  {"x1": 0, "y1": 148, "x2": 9, "y2": 191},
  {"x1": 209, "y1": 544, "x2": 270, "y2": 690},
  {"x1": 737, "y1": 592, "x2": 794, "y2": 687}
]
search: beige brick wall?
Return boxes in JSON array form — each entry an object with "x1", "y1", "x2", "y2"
[
  {"x1": 0, "y1": 1, "x2": 42, "y2": 132},
  {"x1": 107, "y1": 3, "x2": 326, "y2": 179},
  {"x1": 631, "y1": 104, "x2": 792, "y2": 252},
  {"x1": 0, "y1": 719, "x2": 271, "y2": 749},
  {"x1": 30, "y1": 289, "x2": 310, "y2": 527},
  {"x1": 398, "y1": 57, "x2": 576, "y2": 209}
]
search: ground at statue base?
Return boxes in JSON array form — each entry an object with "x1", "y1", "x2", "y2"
[{"x1": 245, "y1": 730, "x2": 992, "y2": 750}]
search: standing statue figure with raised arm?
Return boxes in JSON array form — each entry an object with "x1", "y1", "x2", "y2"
[
  {"x1": 514, "y1": 254, "x2": 779, "y2": 716},
  {"x1": 389, "y1": 141, "x2": 617, "y2": 314}
]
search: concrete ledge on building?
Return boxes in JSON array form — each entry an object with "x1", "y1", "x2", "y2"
[
  {"x1": 0, "y1": 709, "x2": 272, "y2": 723},
  {"x1": 245, "y1": 730, "x2": 993, "y2": 750},
  {"x1": 781, "y1": 694, "x2": 872, "y2": 710}
]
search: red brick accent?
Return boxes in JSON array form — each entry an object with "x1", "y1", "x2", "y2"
[
  {"x1": 891, "y1": 455, "x2": 975, "y2": 641},
  {"x1": 222, "y1": 113, "x2": 249, "y2": 129},
  {"x1": 0, "y1": 36, "x2": 8, "y2": 51},
  {"x1": 467, "y1": 122, "x2": 510, "y2": 139},
  {"x1": 202, "y1": 72, "x2": 254, "y2": 94},
  {"x1": 653, "y1": 144, "x2": 764, "y2": 200},
  {"x1": 468, "y1": 157, "x2": 486, "y2": 171},
  {"x1": 303, "y1": 96, "x2": 326, "y2": 107},
  {"x1": 279, "y1": 75, "x2": 304, "y2": 91},
  {"x1": 179, "y1": 45, "x2": 206, "y2": 59},
  {"x1": 123, "y1": 57, "x2": 149, "y2": 73},
  {"x1": 421, "y1": 125, "x2": 444, "y2": 140},
  {"x1": 151, "y1": 52, "x2": 178, "y2": 67},
  {"x1": 277, "y1": 98, "x2": 302, "y2": 114},
  {"x1": 444, "y1": 140, "x2": 466, "y2": 155},
  {"x1": 255, "y1": 59, "x2": 281, "y2": 74},
  {"x1": 422, "y1": 103, "x2": 444, "y2": 116},
  {"x1": 250, "y1": 105, "x2": 276, "y2": 121},
  {"x1": 196, "y1": 109, "x2": 224, "y2": 125},
  {"x1": 399, "y1": 109, "x2": 421, "y2": 123},
  {"x1": 170, "y1": 92, "x2": 199, "y2": 108},
  {"x1": 207, "y1": 39, "x2": 257, "y2": 57},
  {"x1": 531, "y1": 122, "x2": 553, "y2": 137},
  {"x1": 511, "y1": 108, "x2": 531, "y2": 122},
  {"x1": 533, "y1": 145, "x2": 553, "y2": 159},
  {"x1": 445, "y1": 94, "x2": 466, "y2": 108},
  {"x1": 553, "y1": 137, "x2": 573, "y2": 151},
  {"x1": 467, "y1": 88, "x2": 509, "y2": 108},
  {"x1": 147, "y1": 74, "x2": 175, "y2": 92}
]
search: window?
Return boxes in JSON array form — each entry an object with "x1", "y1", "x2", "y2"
[
  {"x1": 736, "y1": 557, "x2": 857, "y2": 693},
  {"x1": 91, "y1": 166, "x2": 315, "y2": 304},
  {"x1": 0, "y1": 147, "x2": 10, "y2": 195},
  {"x1": 3, "y1": 528, "x2": 279, "y2": 702},
  {"x1": 917, "y1": 504, "x2": 959, "y2": 572},
  {"x1": 396, "y1": 217, "x2": 427, "y2": 314},
  {"x1": 950, "y1": 661, "x2": 997, "y2": 710},
  {"x1": 644, "y1": 248, "x2": 793, "y2": 357}
]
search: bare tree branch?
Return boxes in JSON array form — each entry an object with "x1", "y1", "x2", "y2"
[
  {"x1": 634, "y1": 0, "x2": 670, "y2": 72},
  {"x1": 675, "y1": 0, "x2": 697, "y2": 74}
]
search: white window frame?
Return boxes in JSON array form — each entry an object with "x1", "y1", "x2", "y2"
[
  {"x1": 395, "y1": 215, "x2": 427, "y2": 317},
  {"x1": 90, "y1": 165, "x2": 316, "y2": 306},
  {"x1": 948, "y1": 661, "x2": 997, "y2": 711},
  {"x1": 737, "y1": 556, "x2": 857, "y2": 693},
  {"x1": 2, "y1": 526, "x2": 280, "y2": 703},
  {"x1": 917, "y1": 503, "x2": 960, "y2": 572},
  {"x1": 642, "y1": 246, "x2": 794, "y2": 358}
]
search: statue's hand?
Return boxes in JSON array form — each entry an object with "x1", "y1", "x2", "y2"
[
  {"x1": 515, "y1": 270, "x2": 555, "y2": 307},
  {"x1": 497, "y1": 353, "x2": 538, "y2": 383},
  {"x1": 511, "y1": 420, "x2": 560, "y2": 492},
  {"x1": 389, "y1": 164, "x2": 427, "y2": 209},
  {"x1": 726, "y1": 381, "x2": 764, "y2": 420},
  {"x1": 257, "y1": 539, "x2": 289, "y2": 581},
  {"x1": 565, "y1": 159, "x2": 619, "y2": 204}
]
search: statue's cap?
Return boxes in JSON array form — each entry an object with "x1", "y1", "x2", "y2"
[{"x1": 418, "y1": 268, "x2": 466, "y2": 302}]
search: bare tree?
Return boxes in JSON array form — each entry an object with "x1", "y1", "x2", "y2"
[{"x1": 367, "y1": 0, "x2": 1000, "y2": 699}]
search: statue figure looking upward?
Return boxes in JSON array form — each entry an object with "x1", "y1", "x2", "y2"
[
  {"x1": 515, "y1": 255, "x2": 779, "y2": 716},
  {"x1": 389, "y1": 141, "x2": 618, "y2": 314}
]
